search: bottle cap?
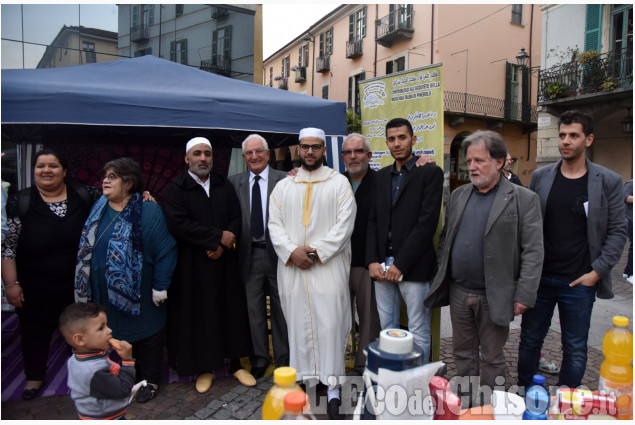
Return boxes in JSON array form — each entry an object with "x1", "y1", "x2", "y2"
[
  {"x1": 283, "y1": 391, "x2": 307, "y2": 413},
  {"x1": 273, "y1": 367, "x2": 297, "y2": 386},
  {"x1": 532, "y1": 374, "x2": 546, "y2": 385},
  {"x1": 613, "y1": 316, "x2": 629, "y2": 327},
  {"x1": 378, "y1": 329, "x2": 414, "y2": 354}
]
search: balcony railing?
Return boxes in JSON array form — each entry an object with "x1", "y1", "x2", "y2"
[
  {"x1": 375, "y1": 8, "x2": 414, "y2": 47},
  {"x1": 211, "y1": 6, "x2": 228, "y2": 19},
  {"x1": 316, "y1": 55, "x2": 330, "y2": 73},
  {"x1": 538, "y1": 48, "x2": 633, "y2": 103},
  {"x1": 346, "y1": 37, "x2": 363, "y2": 59},
  {"x1": 200, "y1": 55, "x2": 231, "y2": 76},
  {"x1": 130, "y1": 25, "x2": 149, "y2": 42},
  {"x1": 444, "y1": 91, "x2": 537, "y2": 123},
  {"x1": 294, "y1": 66, "x2": 307, "y2": 83}
]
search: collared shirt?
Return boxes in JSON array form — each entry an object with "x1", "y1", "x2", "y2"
[
  {"x1": 250, "y1": 166, "x2": 269, "y2": 242},
  {"x1": 390, "y1": 155, "x2": 417, "y2": 206},
  {"x1": 188, "y1": 171, "x2": 211, "y2": 197}
]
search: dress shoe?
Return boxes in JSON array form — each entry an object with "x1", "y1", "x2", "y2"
[
  {"x1": 136, "y1": 383, "x2": 158, "y2": 403},
  {"x1": 195, "y1": 373, "x2": 213, "y2": 393},
  {"x1": 233, "y1": 369, "x2": 256, "y2": 387},
  {"x1": 250, "y1": 366, "x2": 266, "y2": 380},
  {"x1": 21, "y1": 387, "x2": 42, "y2": 401},
  {"x1": 327, "y1": 398, "x2": 344, "y2": 420}
]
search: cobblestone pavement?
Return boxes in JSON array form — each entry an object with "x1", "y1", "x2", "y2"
[{"x1": 2, "y1": 248, "x2": 631, "y2": 420}]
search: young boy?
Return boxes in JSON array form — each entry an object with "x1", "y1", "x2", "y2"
[{"x1": 60, "y1": 302, "x2": 135, "y2": 420}]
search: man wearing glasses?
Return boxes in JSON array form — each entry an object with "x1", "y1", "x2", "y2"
[
  {"x1": 228, "y1": 134, "x2": 289, "y2": 380},
  {"x1": 268, "y1": 127, "x2": 356, "y2": 419}
]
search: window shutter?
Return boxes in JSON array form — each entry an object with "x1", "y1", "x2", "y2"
[
  {"x1": 362, "y1": 6, "x2": 367, "y2": 37},
  {"x1": 327, "y1": 28, "x2": 333, "y2": 55},
  {"x1": 212, "y1": 30, "x2": 218, "y2": 64},
  {"x1": 386, "y1": 60, "x2": 394, "y2": 74},
  {"x1": 149, "y1": 5, "x2": 155, "y2": 25},
  {"x1": 170, "y1": 41, "x2": 176, "y2": 61},
  {"x1": 224, "y1": 25, "x2": 232, "y2": 60},
  {"x1": 348, "y1": 77, "x2": 353, "y2": 109},
  {"x1": 521, "y1": 65, "x2": 530, "y2": 122},
  {"x1": 349, "y1": 14, "x2": 355, "y2": 42},
  {"x1": 322, "y1": 85, "x2": 329, "y2": 99},
  {"x1": 131, "y1": 5, "x2": 138, "y2": 28},
  {"x1": 299, "y1": 47, "x2": 302, "y2": 66},
  {"x1": 180, "y1": 39, "x2": 188, "y2": 64},
  {"x1": 504, "y1": 62, "x2": 513, "y2": 120},
  {"x1": 176, "y1": 4, "x2": 184, "y2": 17},
  {"x1": 584, "y1": 4, "x2": 602, "y2": 52},
  {"x1": 319, "y1": 33, "x2": 324, "y2": 56}
]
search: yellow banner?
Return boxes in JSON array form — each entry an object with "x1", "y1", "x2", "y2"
[{"x1": 360, "y1": 64, "x2": 444, "y2": 171}]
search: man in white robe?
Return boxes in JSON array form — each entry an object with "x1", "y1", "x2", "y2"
[{"x1": 268, "y1": 127, "x2": 356, "y2": 419}]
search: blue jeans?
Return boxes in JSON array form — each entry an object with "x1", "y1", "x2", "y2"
[
  {"x1": 518, "y1": 276, "x2": 596, "y2": 388},
  {"x1": 374, "y1": 280, "x2": 431, "y2": 363}
]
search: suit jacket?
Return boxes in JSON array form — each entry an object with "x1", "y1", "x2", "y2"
[
  {"x1": 229, "y1": 166, "x2": 287, "y2": 283},
  {"x1": 425, "y1": 177, "x2": 544, "y2": 326},
  {"x1": 529, "y1": 159, "x2": 627, "y2": 299},
  {"x1": 345, "y1": 168, "x2": 376, "y2": 267},
  {"x1": 366, "y1": 161, "x2": 444, "y2": 282}
]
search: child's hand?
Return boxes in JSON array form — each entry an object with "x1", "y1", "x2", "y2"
[{"x1": 109, "y1": 338, "x2": 132, "y2": 359}]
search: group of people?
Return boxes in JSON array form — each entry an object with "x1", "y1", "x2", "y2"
[{"x1": 0, "y1": 109, "x2": 629, "y2": 419}]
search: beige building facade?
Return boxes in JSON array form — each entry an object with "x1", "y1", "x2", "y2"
[
  {"x1": 37, "y1": 26, "x2": 118, "y2": 69},
  {"x1": 263, "y1": 4, "x2": 541, "y2": 187}
]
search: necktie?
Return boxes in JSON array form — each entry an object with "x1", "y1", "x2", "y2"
[{"x1": 251, "y1": 175, "x2": 264, "y2": 239}]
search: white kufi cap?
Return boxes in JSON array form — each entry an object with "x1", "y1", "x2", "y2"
[
  {"x1": 299, "y1": 127, "x2": 326, "y2": 142},
  {"x1": 186, "y1": 137, "x2": 212, "y2": 153}
]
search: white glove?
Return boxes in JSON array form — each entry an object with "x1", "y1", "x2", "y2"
[{"x1": 152, "y1": 289, "x2": 168, "y2": 306}]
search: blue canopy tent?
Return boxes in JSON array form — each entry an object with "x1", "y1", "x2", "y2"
[{"x1": 1, "y1": 56, "x2": 347, "y2": 193}]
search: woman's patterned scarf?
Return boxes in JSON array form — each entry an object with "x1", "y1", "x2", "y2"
[{"x1": 75, "y1": 193, "x2": 143, "y2": 315}]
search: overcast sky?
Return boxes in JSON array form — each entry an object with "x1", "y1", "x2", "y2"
[{"x1": 1, "y1": 3, "x2": 340, "y2": 69}]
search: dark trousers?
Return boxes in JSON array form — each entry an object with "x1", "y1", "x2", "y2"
[
  {"x1": 244, "y1": 246, "x2": 289, "y2": 369},
  {"x1": 131, "y1": 327, "x2": 165, "y2": 385},
  {"x1": 349, "y1": 266, "x2": 381, "y2": 372},
  {"x1": 18, "y1": 293, "x2": 73, "y2": 381}
]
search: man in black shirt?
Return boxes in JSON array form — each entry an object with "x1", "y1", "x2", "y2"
[{"x1": 517, "y1": 110, "x2": 627, "y2": 389}]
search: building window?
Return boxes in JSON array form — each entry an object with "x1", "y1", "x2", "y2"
[
  {"x1": 349, "y1": 6, "x2": 367, "y2": 42},
  {"x1": 82, "y1": 41, "x2": 96, "y2": 63},
  {"x1": 134, "y1": 47, "x2": 152, "y2": 57},
  {"x1": 319, "y1": 27, "x2": 334, "y2": 57},
  {"x1": 282, "y1": 55, "x2": 290, "y2": 78},
  {"x1": 269, "y1": 66, "x2": 273, "y2": 86},
  {"x1": 170, "y1": 39, "x2": 188, "y2": 64},
  {"x1": 212, "y1": 26, "x2": 232, "y2": 71},
  {"x1": 299, "y1": 44, "x2": 309, "y2": 67},
  {"x1": 322, "y1": 85, "x2": 329, "y2": 99},
  {"x1": 511, "y1": 4, "x2": 523, "y2": 25},
  {"x1": 132, "y1": 4, "x2": 155, "y2": 27},
  {"x1": 176, "y1": 4, "x2": 184, "y2": 17},
  {"x1": 348, "y1": 71, "x2": 366, "y2": 116},
  {"x1": 386, "y1": 56, "x2": 406, "y2": 74}
]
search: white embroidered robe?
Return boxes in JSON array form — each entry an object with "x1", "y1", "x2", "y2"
[{"x1": 268, "y1": 165, "x2": 356, "y2": 386}]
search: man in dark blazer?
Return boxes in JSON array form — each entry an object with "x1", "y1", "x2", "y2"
[
  {"x1": 425, "y1": 130, "x2": 543, "y2": 407},
  {"x1": 366, "y1": 118, "x2": 443, "y2": 363},
  {"x1": 517, "y1": 110, "x2": 627, "y2": 389},
  {"x1": 228, "y1": 134, "x2": 289, "y2": 379}
]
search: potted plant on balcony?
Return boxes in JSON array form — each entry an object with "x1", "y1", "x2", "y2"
[
  {"x1": 274, "y1": 75, "x2": 288, "y2": 90},
  {"x1": 601, "y1": 77, "x2": 617, "y2": 92},
  {"x1": 546, "y1": 82, "x2": 565, "y2": 99},
  {"x1": 577, "y1": 50, "x2": 599, "y2": 64}
]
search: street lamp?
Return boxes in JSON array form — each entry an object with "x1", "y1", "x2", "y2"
[{"x1": 516, "y1": 48, "x2": 529, "y2": 67}]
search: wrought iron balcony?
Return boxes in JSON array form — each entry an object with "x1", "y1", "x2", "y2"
[
  {"x1": 444, "y1": 91, "x2": 537, "y2": 123},
  {"x1": 130, "y1": 25, "x2": 149, "y2": 42},
  {"x1": 200, "y1": 55, "x2": 231, "y2": 76},
  {"x1": 211, "y1": 6, "x2": 228, "y2": 19},
  {"x1": 346, "y1": 37, "x2": 363, "y2": 59},
  {"x1": 294, "y1": 66, "x2": 307, "y2": 83},
  {"x1": 375, "y1": 8, "x2": 414, "y2": 47},
  {"x1": 316, "y1": 55, "x2": 330, "y2": 73},
  {"x1": 538, "y1": 48, "x2": 633, "y2": 103}
]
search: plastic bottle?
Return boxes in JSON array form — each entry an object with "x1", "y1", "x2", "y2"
[
  {"x1": 522, "y1": 374, "x2": 549, "y2": 420},
  {"x1": 599, "y1": 315, "x2": 633, "y2": 420},
  {"x1": 279, "y1": 391, "x2": 316, "y2": 420},
  {"x1": 262, "y1": 367, "x2": 303, "y2": 420}
]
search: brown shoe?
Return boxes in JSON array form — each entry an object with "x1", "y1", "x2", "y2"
[
  {"x1": 195, "y1": 373, "x2": 213, "y2": 393},
  {"x1": 233, "y1": 369, "x2": 256, "y2": 387}
]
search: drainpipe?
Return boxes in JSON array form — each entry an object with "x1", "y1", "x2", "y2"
[
  {"x1": 374, "y1": 4, "x2": 378, "y2": 80},
  {"x1": 431, "y1": 4, "x2": 434, "y2": 64},
  {"x1": 527, "y1": 4, "x2": 534, "y2": 161}
]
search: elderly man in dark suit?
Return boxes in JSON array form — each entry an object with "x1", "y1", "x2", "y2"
[
  {"x1": 366, "y1": 118, "x2": 444, "y2": 363},
  {"x1": 228, "y1": 134, "x2": 289, "y2": 379},
  {"x1": 425, "y1": 130, "x2": 544, "y2": 407},
  {"x1": 517, "y1": 110, "x2": 627, "y2": 389}
]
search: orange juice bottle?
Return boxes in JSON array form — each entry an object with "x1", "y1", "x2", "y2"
[
  {"x1": 599, "y1": 316, "x2": 633, "y2": 420},
  {"x1": 262, "y1": 367, "x2": 303, "y2": 420}
]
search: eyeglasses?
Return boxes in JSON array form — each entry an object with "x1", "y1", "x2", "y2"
[
  {"x1": 299, "y1": 144, "x2": 324, "y2": 152},
  {"x1": 101, "y1": 172, "x2": 119, "y2": 182},
  {"x1": 341, "y1": 148, "x2": 366, "y2": 157},
  {"x1": 244, "y1": 149, "x2": 266, "y2": 157}
]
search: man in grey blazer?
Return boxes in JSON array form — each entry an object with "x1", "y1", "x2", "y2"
[
  {"x1": 517, "y1": 110, "x2": 627, "y2": 389},
  {"x1": 424, "y1": 130, "x2": 543, "y2": 407},
  {"x1": 228, "y1": 134, "x2": 289, "y2": 379}
]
